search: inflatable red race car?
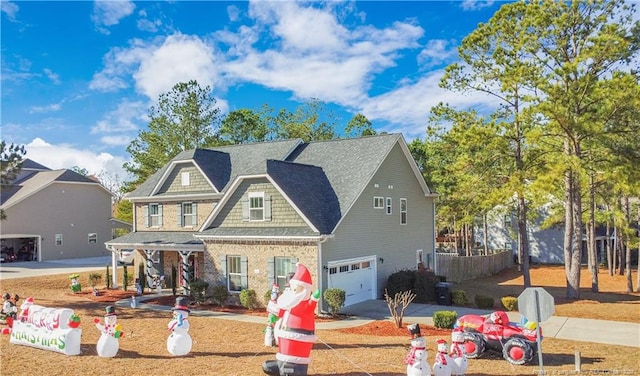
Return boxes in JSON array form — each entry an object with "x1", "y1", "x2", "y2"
[{"x1": 455, "y1": 311, "x2": 541, "y2": 365}]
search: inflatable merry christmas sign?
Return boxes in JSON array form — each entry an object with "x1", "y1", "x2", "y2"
[{"x1": 10, "y1": 297, "x2": 82, "y2": 355}]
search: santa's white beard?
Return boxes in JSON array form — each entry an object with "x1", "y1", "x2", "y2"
[{"x1": 277, "y1": 288, "x2": 308, "y2": 310}]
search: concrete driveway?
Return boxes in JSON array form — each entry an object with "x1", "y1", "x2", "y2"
[{"x1": 0, "y1": 256, "x2": 111, "y2": 280}]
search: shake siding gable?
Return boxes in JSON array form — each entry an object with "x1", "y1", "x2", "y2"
[
  {"x1": 157, "y1": 163, "x2": 215, "y2": 194},
  {"x1": 136, "y1": 201, "x2": 214, "y2": 231},
  {"x1": 211, "y1": 178, "x2": 309, "y2": 229}
]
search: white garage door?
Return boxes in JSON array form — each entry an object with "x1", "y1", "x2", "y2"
[{"x1": 327, "y1": 257, "x2": 376, "y2": 307}]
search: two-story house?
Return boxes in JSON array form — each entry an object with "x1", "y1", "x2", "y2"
[
  {"x1": 1, "y1": 159, "x2": 127, "y2": 261},
  {"x1": 105, "y1": 134, "x2": 437, "y2": 310}
]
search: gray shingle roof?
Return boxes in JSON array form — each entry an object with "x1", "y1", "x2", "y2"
[{"x1": 105, "y1": 231, "x2": 204, "y2": 249}]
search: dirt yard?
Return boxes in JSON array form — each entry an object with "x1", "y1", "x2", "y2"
[{"x1": 0, "y1": 265, "x2": 638, "y2": 376}]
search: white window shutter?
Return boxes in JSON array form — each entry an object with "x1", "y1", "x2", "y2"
[
  {"x1": 265, "y1": 194, "x2": 272, "y2": 221},
  {"x1": 144, "y1": 205, "x2": 149, "y2": 227},
  {"x1": 242, "y1": 197, "x2": 249, "y2": 221}
]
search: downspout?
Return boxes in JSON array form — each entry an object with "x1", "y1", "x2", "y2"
[
  {"x1": 432, "y1": 198, "x2": 438, "y2": 276},
  {"x1": 317, "y1": 235, "x2": 331, "y2": 314}
]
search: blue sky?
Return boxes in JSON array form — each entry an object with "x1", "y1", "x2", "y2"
[{"x1": 1, "y1": 0, "x2": 505, "y2": 181}]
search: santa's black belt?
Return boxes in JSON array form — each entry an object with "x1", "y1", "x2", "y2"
[{"x1": 280, "y1": 326, "x2": 315, "y2": 336}]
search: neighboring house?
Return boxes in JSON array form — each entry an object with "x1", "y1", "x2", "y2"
[
  {"x1": 475, "y1": 205, "x2": 614, "y2": 264},
  {"x1": 105, "y1": 134, "x2": 437, "y2": 310},
  {"x1": 0, "y1": 159, "x2": 129, "y2": 261}
]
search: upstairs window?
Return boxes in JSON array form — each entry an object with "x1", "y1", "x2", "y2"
[
  {"x1": 178, "y1": 202, "x2": 197, "y2": 227},
  {"x1": 242, "y1": 192, "x2": 272, "y2": 222},
  {"x1": 373, "y1": 196, "x2": 384, "y2": 209},
  {"x1": 145, "y1": 203, "x2": 163, "y2": 227},
  {"x1": 250, "y1": 192, "x2": 264, "y2": 221},
  {"x1": 400, "y1": 198, "x2": 407, "y2": 224},
  {"x1": 55, "y1": 234, "x2": 63, "y2": 246},
  {"x1": 88, "y1": 233, "x2": 97, "y2": 244},
  {"x1": 386, "y1": 197, "x2": 392, "y2": 215}
]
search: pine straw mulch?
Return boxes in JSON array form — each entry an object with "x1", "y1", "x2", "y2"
[{"x1": 1, "y1": 267, "x2": 639, "y2": 376}]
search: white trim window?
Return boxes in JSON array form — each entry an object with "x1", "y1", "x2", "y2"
[
  {"x1": 275, "y1": 257, "x2": 297, "y2": 291},
  {"x1": 385, "y1": 197, "x2": 392, "y2": 215},
  {"x1": 249, "y1": 192, "x2": 265, "y2": 221},
  {"x1": 147, "y1": 203, "x2": 163, "y2": 227},
  {"x1": 55, "y1": 234, "x2": 63, "y2": 246},
  {"x1": 400, "y1": 198, "x2": 407, "y2": 224},
  {"x1": 88, "y1": 233, "x2": 97, "y2": 244},
  {"x1": 180, "y1": 202, "x2": 197, "y2": 227},
  {"x1": 227, "y1": 255, "x2": 247, "y2": 292},
  {"x1": 373, "y1": 196, "x2": 384, "y2": 209}
]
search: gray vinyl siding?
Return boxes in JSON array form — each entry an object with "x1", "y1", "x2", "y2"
[
  {"x1": 320, "y1": 143, "x2": 435, "y2": 298},
  {"x1": 157, "y1": 163, "x2": 215, "y2": 194},
  {"x1": 212, "y1": 178, "x2": 309, "y2": 228},
  {"x1": 1, "y1": 182, "x2": 114, "y2": 261}
]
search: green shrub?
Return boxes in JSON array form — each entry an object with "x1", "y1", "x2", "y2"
[
  {"x1": 210, "y1": 284, "x2": 229, "y2": 306},
  {"x1": 171, "y1": 265, "x2": 177, "y2": 296},
  {"x1": 452, "y1": 290, "x2": 470, "y2": 306},
  {"x1": 190, "y1": 279, "x2": 209, "y2": 304},
  {"x1": 385, "y1": 269, "x2": 443, "y2": 304},
  {"x1": 474, "y1": 294, "x2": 495, "y2": 309},
  {"x1": 264, "y1": 289, "x2": 273, "y2": 304},
  {"x1": 239, "y1": 289, "x2": 258, "y2": 309},
  {"x1": 501, "y1": 296, "x2": 518, "y2": 311},
  {"x1": 385, "y1": 269, "x2": 415, "y2": 298},
  {"x1": 323, "y1": 288, "x2": 346, "y2": 316},
  {"x1": 433, "y1": 310, "x2": 458, "y2": 329},
  {"x1": 413, "y1": 270, "x2": 440, "y2": 303},
  {"x1": 88, "y1": 272, "x2": 102, "y2": 288}
]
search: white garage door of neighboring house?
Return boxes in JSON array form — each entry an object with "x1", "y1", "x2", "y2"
[{"x1": 327, "y1": 256, "x2": 376, "y2": 307}]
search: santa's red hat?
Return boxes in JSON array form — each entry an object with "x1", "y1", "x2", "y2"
[
  {"x1": 290, "y1": 263, "x2": 312, "y2": 290},
  {"x1": 24, "y1": 297, "x2": 34, "y2": 304},
  {"x1": 436, "y1": 338, "x2": 447, "y2": 344}
]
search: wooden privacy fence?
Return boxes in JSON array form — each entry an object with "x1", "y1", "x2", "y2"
[{"x1": 436, "y1": 250, "x2": 513, "y2": 282}]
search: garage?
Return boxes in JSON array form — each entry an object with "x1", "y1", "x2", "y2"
[
  {"x1": 1, "y1": 236, "x2": 39, "y2": 262},
  {"x1": 327, "y1": 256, "x2": 377, "y2": 306}
]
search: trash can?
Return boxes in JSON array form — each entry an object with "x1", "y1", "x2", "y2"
[{"x1": 435, "y1": 282, "x2": 453, "y2": 306}]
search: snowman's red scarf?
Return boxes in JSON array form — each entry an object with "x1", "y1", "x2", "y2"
[{"x1": 404, "y1": 345, "x2": 426, "y2": 365}]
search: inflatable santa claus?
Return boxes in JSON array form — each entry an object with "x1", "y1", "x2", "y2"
[{"x1": 263, "y1": 263, "x2": 319, "y2": 376}]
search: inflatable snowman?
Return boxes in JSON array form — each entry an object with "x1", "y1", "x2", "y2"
[
  {"x1": 167, "y1": 296, "x2": 192, "y2": 356},
  {"x1": 449, "y1": 328, "x2": 468, "y2": 375},
  {"x1": 405, "y1": 323, "x2": 431, "y2": 376},
  {"x1": 432, "y1": 338, "x2": 452, "y2": 376},
  {"x1": 94, "y1": 306, "x2": 123, "y2": 358}
]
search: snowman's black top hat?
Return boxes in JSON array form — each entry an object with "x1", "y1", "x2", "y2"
[
  {"x1": 104, "y1": 305, "x2": 116, "y2": 316},
  {"x1": 407, "y1": 323, "x2": 421, "y2": 338},
  {"x1": 172, "y1": 296, "x2": 191, "y2": 313}
]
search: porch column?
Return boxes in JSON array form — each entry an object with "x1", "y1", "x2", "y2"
[
  {"x1": 144, "y1": 250, "x2": 158, "y2": 288},
  {"x1": 111, "y1": 251, "x2": 119, "y2": 289},
  {"x1": 179, "y1": 250, "x2": 193, "y2": 296}
]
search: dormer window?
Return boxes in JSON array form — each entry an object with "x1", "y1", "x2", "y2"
[{"x1": 242, "y1": 192, "x2": 272, "y2": 222}]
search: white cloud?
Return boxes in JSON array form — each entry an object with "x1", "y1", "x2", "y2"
[
  {"x1": 134, "y1": 33, "x2": 219, "y2": 100},
  {"x1": 137, "y1": 18, "x2": 161, "y2": 33},
  {"x1": 1, "y1": 1, "x2": 18, "y2": 21},
  {"x1": 25, "y1": 138, "x2": 131, "y2": 180},
  {"x1": 43, "y1": 68, "x2": 61, "y2": 84},
  {"x1": 418, "y1": 39, "x2": 458, "y2": 68},
  {"x1": 460, "y1": 0, "x2": 495, "y2": 11},
  {"x1": 360, "y1": 70, "x2": 500, "y2": 139},
  {"x1": 91, "y1": 99, "x2": 147, "y2": 134},
  {"x1": 227, "y1": 5, "x2": 241, "y2": 22},
  {"x1": 29, "y1": 103, "x2": 62, "y2": 114},
  {"x1": 92, "y1": 0, "x2": 136, "y2": 34}
]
